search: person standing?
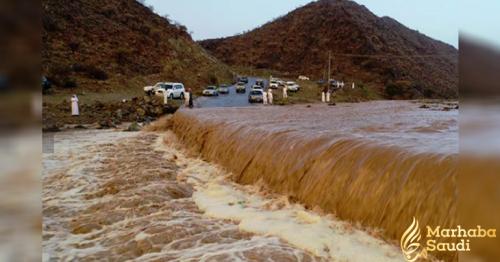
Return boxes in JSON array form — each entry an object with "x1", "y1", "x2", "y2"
[
  {"x1": 263, "y1": 89, "x2": 268, "y2": 105},
  {"x1": 322, "y1": 85, "x2": 328, "y2": 103},
  {"x1": 326, "y1": 87, "x2": 331, "y2": 103},
  {"x1": 267, "y1": 89, "x2": 273, "y2": 105},
  {"x1": 188, "y1": 88, "x2": 194, "y2": 108},
  {"x1": 71, "y1": 94, "x2": 79, "y2": 116},
  {"x1": 184, "y1": 89, "x2": 190, "y2": 106},
  {"x1": 163, "y1": 90, "x2": 168, "y2": 105},
  {"x1": 282, "y1": 85, "x2": 288, "y2": 99}
]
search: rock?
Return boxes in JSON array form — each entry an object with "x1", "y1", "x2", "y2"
[
  {"x1": 43, "y1": 123, "x2": 61, "y2": 132},
  {"x1": 98, "y1": 119, "x2": 116, "y2": 129},
  {"x1": 115, "y1": 109, "x2": 123, "y2": 119},
  {"x1": 136, "y1": 108, "x2": 146, "y2": 117},
  {"x1": 125, "y1": 122, "x2": 141, "y2": 132},
  {"x1": 419, "y1": 104, "x2": 430, "y2": 109}
]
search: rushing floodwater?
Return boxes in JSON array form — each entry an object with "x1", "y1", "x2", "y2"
[
  {"x1": 43, "y1": 101, "x2": 457, "y2": 261},
  {"x1": 42, "y1": 129, "x2": 406, "y2": 261},
  {"x1": 171, "y1": 101, "x2": 458, "y2": 261}
]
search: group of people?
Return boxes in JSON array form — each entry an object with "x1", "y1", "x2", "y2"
[
  {"x1": 321, "y1": 81, "x2": 347, "y2": 103},
  {"x1": 262, "y1": 88, "x2": 274, "y2": 105}
]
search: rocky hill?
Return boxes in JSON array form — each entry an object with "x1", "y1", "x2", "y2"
[
  {"x1": 200, "y1": 0, "x2": 458, "y2": 98},
  {"x1": 42, "y1": 0, "x2": 232, "y2": 93}
]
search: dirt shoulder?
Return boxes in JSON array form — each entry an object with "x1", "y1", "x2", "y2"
[{"x1": 42, "y1": 95, "x2": 180, "y2": 131}]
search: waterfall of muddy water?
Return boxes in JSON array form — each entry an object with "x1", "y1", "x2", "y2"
[
  {"x1": 171, "y1": 101, "x2": 458, "y2": 256},
  {"x1": 43, "y1": 130, "x2": 327, "y2": 261},
  {"x1": 43, "y1": 128, "x2": 413, "y2": 261}
]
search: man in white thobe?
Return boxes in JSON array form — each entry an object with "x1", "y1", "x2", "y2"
[
  {"x1": 282, "y1": 86, "x2": 288, "y2": 99},
  {"x1": 163, "y1": 91, "x2": 168, "y2": 105},
  {"x1": 267, "y1": 89, "x2": 273, "y2": 105},
  {"x1": 71, "y1": 95, "x2": 79, "y2": 116},
  {"x1": 184, "y1": 90, "x2": 190, "y2": 106},
  {"x1": 263, "y1": 90, "x2": 268, "y2": 105}
]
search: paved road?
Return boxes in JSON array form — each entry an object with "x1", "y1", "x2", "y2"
[{"x1": 195, "y1": 77, "x2": 268, "y2": 108}]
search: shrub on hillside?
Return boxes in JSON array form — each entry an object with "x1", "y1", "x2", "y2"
[
  {"x1": 384, "y1": 80, "x2": 422, "y2": 99},
  {"x1": 73, "y1": 64, "x2": 108, "y2": 80},
  {"x1": 62, "y1": 78, "x2": 77, "y2": 88}
]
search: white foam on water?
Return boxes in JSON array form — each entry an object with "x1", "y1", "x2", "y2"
[{"x1": 155, "y1": 132, "x2": 405, "y2": 262}]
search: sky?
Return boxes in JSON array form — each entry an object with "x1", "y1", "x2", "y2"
[{"x1": 146, "y1": 0, "x2": 500, "y2": 48}]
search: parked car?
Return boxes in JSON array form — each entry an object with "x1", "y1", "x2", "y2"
[
  {"x1": 329, "y1": 79, "x2": 340, "y2": 89},
  {"x1": 235, "y1": 82, "x2": 246, "y2": 93},
  {"x1": 298, "y1": 75, "x2": 310, "y2": 81},
  {"x1": 219, "y1": 84, "x2": 229, "y2": 94},
  {"x1": 144, "y1": 82, "x2": 164, "y2": 95},
  {"x1": 278, "y1": 80, "x2": 286, "y2": 87},
  {"x1": 269, "y1": 79, "x2": 279, "y2": 89},
  {"x1": 238, "y1": 76, "x2": 249, "y2": 83},
  {"x1": 150, "y1": 82, "x2": 186, "y2": 99},
  {"x1": 255, "y1": 79, "x2": 265, "y2": 88},
  {"x1": 202, "y1": 86, "x2": 219, "y2": 96},
  {"x1": 248, "y1": 90, "x2": 264, "y2": 103},
  {"x1": 251, "y1": 84, "x2": 264, "y2": 91},
  {"x1": 286, "y1": 81, "x2": 300, "y2": 92}
]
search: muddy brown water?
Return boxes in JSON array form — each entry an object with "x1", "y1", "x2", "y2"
[
  {"x1": 42, "y1": 130, "x2": 323, "y2": 261},
  {"x1": 171, "y1": 101, "x2": 458, "y2": 260}
]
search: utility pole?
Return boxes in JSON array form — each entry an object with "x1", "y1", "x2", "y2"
[{"x1": 327, "y1": 51, "x2": 331, "y2": 82}]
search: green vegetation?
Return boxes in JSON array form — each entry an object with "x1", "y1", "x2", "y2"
[{"x1": 273, "y1": 79, "x2": 381, "y2": 105}]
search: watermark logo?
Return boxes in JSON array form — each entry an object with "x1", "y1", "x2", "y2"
[
  {"x1": 400, "y1": 217, "x2": 497, "y2": 261},
  {"x1": 400, "y1": 217, "x2": 427, "y2": 262}
]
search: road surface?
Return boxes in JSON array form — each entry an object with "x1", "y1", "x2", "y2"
[{"x1": 195, "y1": 77, "x2": 268, "y2": 108}]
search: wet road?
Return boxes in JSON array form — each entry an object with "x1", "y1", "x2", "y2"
[{"x1": 196, "y1": 77, "x2": 268, "y2": 108}]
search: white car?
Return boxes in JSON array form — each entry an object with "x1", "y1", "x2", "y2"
[
  {"x1": 298, "y1": 75, "x2": 310, "y2": 81},
  {"x1": 154, "y1": 82, "x2": 185, "y2": 99},
  {"x1": 286, "y1": 81, "x2": 300, "y2": 92},
  {"x1": 144, "y1": 82, "x2": 164, "y2": 95},
  {"x1": 251, "y1": 85, "x2": 264, "y2": 91},
  {"x1": 203, "y1": 86, "x2": 219, "y2": 96},
  {"x1": 269, "y1": 80, "x2": 279, "y2": 89},
  {"x1": 248, "y1": 90, "x2": 264, "y2": 103}
]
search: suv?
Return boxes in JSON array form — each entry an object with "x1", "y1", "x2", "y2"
[
  {"x1": 235, "y1": 82, "x2": 246, "y2": 93},
  {"x1": 248, "y1": 90, "x2": 264, "y2": 103},
  {"x1": 255, "y1": 79, "x2": 265, "y2": 88},
  {"x1": 219, "y1": 84, "x2": 229, "y2": 94},
  {"x1": 153, "y1": 83, "x2": 185, "y2": 99},
  {"x1": 238, "y1": 76, "x2": 249, "y2": 83},
  {"x1": 269, "y1": 79, "x2": 279, "y2": 89},
  {"x1": 144, "y1": 82, "x2": 164, "y2": 95},
  {"x1": 202, "y1": 86, "x2": 219, "y2": 96},
  {"x1": 286, "y1": 81, "x2": 300, "y2": 92}
]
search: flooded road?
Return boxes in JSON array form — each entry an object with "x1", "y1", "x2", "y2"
[
  {"x1": 42, "y1": 129, "x2": 405, "y2": 261},
  {"x1": 196, "y1": 77, "x2": 268, "y2": 108}
]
